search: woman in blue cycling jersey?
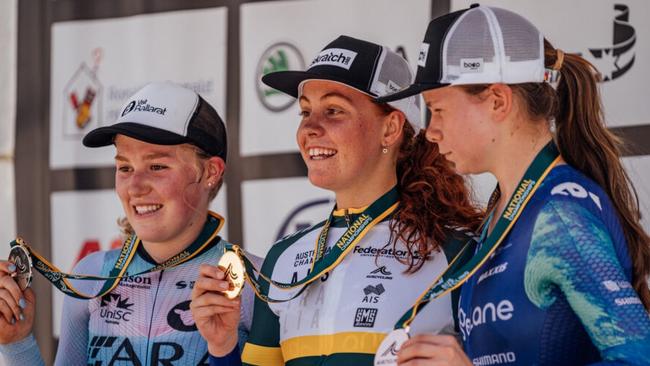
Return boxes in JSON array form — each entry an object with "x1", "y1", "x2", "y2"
[
  {"x1": 0, "y1": 81, "x2": 258, "y2": 365},
  {"x1": 380, "y1": 5, "x2": 650, "y2": 365}
]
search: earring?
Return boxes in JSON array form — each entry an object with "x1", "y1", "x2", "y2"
[
  {"x1": 382, "y1": 146, "x2": 388, "y2": 154},
  {"x1": 207, "y1": 181, "x2": 214, "y2": 188}
]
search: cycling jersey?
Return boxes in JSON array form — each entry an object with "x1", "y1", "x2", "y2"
[
  {"x1": 0, "y1": 213, "x2": 257, "y2": 366},
  {"x1": 240, "y1": 197, "x2": 472, "y2": 366},
  {"x1": 459, "y1": 165, "x2": 650, "y2": 365}
]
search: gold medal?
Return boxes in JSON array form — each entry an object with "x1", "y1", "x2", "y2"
[
  {"x1": 374, "y1": 328, "x2": 410, "y2": 366},
  {"x1": 8, "y1": 244, "x2": 33, "y2": 291},
  {"x1": 217, "y1": 251, "x2": 246, "y2": 299}
]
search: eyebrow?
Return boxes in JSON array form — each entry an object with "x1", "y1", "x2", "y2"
[
  {"x1": 299, "y1": 91, "x2": 355, "y2": 104},
  {"x1": 114, "y1": 152, "x2": 174, "y2": 161}
]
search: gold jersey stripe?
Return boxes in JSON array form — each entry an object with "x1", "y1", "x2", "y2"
[
  {"x1": 242, "y1": 343, "x2": 284, "y2": 366},
  {"x1": 280, "y1": 332, "x2": 386, "y2": 361}
]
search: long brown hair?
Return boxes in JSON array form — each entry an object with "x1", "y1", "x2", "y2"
[
  {"x1": 389, "y1": 120, "x2": 483, "y2": 273},
  {"x1": 461, "y1": 40, "x2": 650, "y2": 309}
]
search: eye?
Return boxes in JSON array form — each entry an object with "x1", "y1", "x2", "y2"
[
  {"x1": 299, "y1": 110, "x2": 310, "y2": 118},
  {"x1": 325, "y1": 107, "x2": 343, "y2": 117},
  {"x1": 116, "y1": 165, "x2": 131, "y2": 173},
  {"x1": 150, "y1": 164, "x2": 167, "y2": 171}
]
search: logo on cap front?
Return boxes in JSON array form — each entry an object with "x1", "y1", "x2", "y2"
[
  {"x1": 460, "y1": 58, "x2": 483, "y2": 73},
  {"x1": 310, "y1": 48, "x2": 357, "y2": 70},
  {"x1": 121, "y1": 101, "x2": 136, "y2": 116}
]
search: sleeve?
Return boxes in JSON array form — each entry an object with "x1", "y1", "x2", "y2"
[
  {"x1": 0, "y1": 334, "x2": 46, "y2": 366},
  {"x1": 525, "y1": 199, "x2": 650, "y2": 365},
  {"x1": 209, "y1": 344, "x2": 242, "y2": 366},
  {"x1": 241, "y1": 253, "x2": 284, "y2": 366},
  {"x1": 53, "y1": 251, "x2": 107, "y2": 366}
]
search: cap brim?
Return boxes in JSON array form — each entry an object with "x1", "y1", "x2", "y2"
[
  {"x1": 376, "y1": 82, "x2": 450, "y2": 103},
  {"x1": 262, "y1": 71, "x2": 370, "y2": 98},
  {"x1": 82, "y1": 122, "x2": 188, "y2": 148}
]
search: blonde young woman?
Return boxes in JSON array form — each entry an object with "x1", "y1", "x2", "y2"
[
  {"x1": 380, "y1": 5, "x2": 650, "y2": 365},
  {"x1": 0, "y1": 82, "x2": 258, "y2": 365}
]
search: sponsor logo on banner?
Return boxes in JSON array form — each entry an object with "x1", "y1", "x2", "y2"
[
  {"x1": 275, "y1": 198, "x2": 333, "y2": 241},
  {"x1": 354, "y1": 307, "x2": 378, "y2": 327},
  {"x1": 458, "y1": 299, "x2": 514, "y2": 340},
  {"x1": 256, "y1": 42, "x2": 305, "y2": 112},
  {"x1": 585, "y1": 4, "x2": 635, "y2": 82},
  {"x1": 167, "y1": 300, "x2": 197, "y2": 332},
  {"x1": 310, "y1": 48, "x2": 358, "y2": 70},
  {"x1": 100, "y1": 293, "x2": 134, "y2": 324},
  {"x1": 62, "y1": 48, "x2": 103, "y2": 137}
]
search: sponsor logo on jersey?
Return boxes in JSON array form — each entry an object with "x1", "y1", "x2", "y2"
[
  {"x1": 362, "y1": 283, "x2": 385, "y2": 304},
  {"x1": 87, "y1": 336, "x2": 210, "y2": 365},
  {"x1": 550, "y1": 182, "x2": 602, "y2": 210},
  {"x1": 175, "y1": 280, "x2": 195, "y2": 290},
  {"x1": 100, "y1": 293, "x2": 134, "y2": 324},
  {"x1": 167, "y1": 300, "x2": 197, "y2": 332},
  {"x1": 354, "y1": 307, "x2": 378, "y2": 327},
  {"x1": 458, "y1": 299, "x2": 514, "y2": 340},
  {"x1": 119, "y1": 272, "x2": 152, "y2": 290},
  {"x1": 366, "y1": 265, "x2": 393, "y2": 280},
  {"x1": 472, "y1": 351, "x2": 517, "y2": 365},
  {"x1": 477, "y1": 262, "x2": 508, "y2": 284},
  {"x1": 353, "y1": 246, "x2": 412, "y2": 260},
  {"x1": 614, "y1": 297, "x2": 642, "y2": 306},
  {"x1": 602, "y1": 280, "x2": 632, "y2": 292}
]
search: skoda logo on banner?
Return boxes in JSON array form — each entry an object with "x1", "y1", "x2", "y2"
[
  {"x1": 256, "y1": 42, "x2": 305, "y2": 112},
  {"x1": 275, "y1": 198, "x2": 334, "y2": 241},
  {"x1": 587, "y1": 4, "x2": 636, "y2": 81}
]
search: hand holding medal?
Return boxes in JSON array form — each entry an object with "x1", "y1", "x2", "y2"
[{"x1": 0, "y1": 238, "x2": 36, "y2": 344}]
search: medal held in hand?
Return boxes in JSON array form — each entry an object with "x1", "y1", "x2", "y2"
[
  {"x1": 8, "y1": 242, "x2": 33, "y2": 291},
  {"x1": 218, "y1": 251, "x2": 246, "y2": 299},
  {"x1": 374, "y1": 327, "x2": 410, "y2": 366}
]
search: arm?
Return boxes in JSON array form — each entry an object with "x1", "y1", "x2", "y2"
[
  {"x1": 53, "y1": 251, "x2": 106, "y2": 365},
  {"x1": 526, "y1": 199, "x2": 650, "y2": 365}
]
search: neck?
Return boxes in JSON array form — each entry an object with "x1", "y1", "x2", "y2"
[
  {"x1": 490, "y1": 122, "x2": 553, "y2": 216},
  {"x1": 141, "y1": 215, "x2": 208, "y2": 263},
  {"x1": 335, "y1": 174, "x2": 397, "y2": 210}
]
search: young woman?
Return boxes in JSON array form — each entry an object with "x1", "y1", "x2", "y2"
[
  {"x1": 0, "y1": 81, "x2": 258, "y2": 365},
  {"x1": 191, "y1": 35, "x2": 483, "y2": 366},
  {"x1": 380, "y1": 5, "x2": 650, "y2": 365}
]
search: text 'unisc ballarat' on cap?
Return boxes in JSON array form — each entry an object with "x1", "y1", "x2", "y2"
[{"x1": 83, "y1": 81, "x2": 228, "y2": 160}]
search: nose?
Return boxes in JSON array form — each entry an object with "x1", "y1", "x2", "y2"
[
  {"x1": 298, "y1": 114, "x2": 325, "y2": 139},
  {"x1": 127, "y1": 170, "x2": 152, "y2": 197},
  {"x1": 425, "y1": 122, "x2": 442, "y2": 143}
]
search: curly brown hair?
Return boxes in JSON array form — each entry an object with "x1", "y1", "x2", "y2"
[{"x1": 389, "y1": 122, "x2": 484, "y2": 273}]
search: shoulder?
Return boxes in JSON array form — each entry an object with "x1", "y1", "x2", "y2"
[
  {"x1": 261, "y1": 220, "x2": 326, "y2": 273},
  {"x1": 73, "y1": 248, "x2": 119, "y2": 275}
]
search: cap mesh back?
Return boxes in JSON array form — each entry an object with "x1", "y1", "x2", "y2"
[
  {"x1": 444, "y1": 10, "x2": 495, "y2": 82},
  {"x1": 376, "y1": 50, "x2": 413, "y2": 94},
  {"x1": 493, "y1": 8, "x2": 541, "y2": 62}
]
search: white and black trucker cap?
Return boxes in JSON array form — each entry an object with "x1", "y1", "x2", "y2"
[
  {"x1": 379, "y1": 4, "x2": 546, "y2": 102},
  {"x1": 83, "y1": 81, "x2": 228, "y2": 160},
  {"x1": 262, "y1": 35, "x2": 422, "y2": 129}
]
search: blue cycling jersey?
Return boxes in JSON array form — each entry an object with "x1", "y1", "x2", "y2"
[{"x1": 459, "y1": 165, "x2": 650, "y2": 365}]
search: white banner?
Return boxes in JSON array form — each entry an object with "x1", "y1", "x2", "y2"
[
  {"x1": 50, "y1": 189, "x2": 227, "y2": 336},
  {"x1": 240, "y1": 0, "x2": 432, "y2": 156},
  {"x1": 49, "y1": 7, "x2": 228, "y2": 169},
  {"x1": 451, "y1": 0, "x2": 650, "y2": 127},
  {"x1": 241, "y1": 177, "x2": 333, "y2": 257}
]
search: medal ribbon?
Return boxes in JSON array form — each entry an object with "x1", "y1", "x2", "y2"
[
  {"x1": 8, "y1": 211, "x2": 225, "y2": 299},
  {"x1": 393, "y1": 141, "x2": 561, "y2": 331},
  {"x1": 230, "y1": 187, "x2": 400, "y2": 303}
]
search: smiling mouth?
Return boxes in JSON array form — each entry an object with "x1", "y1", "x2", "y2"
[
  {"x1": 134, "y1": 204, "x2": 162, "y2": 215},
  {"x1": 308, "y1": 148, "x2": 337, "y2": 160}
]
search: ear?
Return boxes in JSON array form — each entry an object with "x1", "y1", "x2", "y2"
[
  {"x1": 382, "y1": 109, "x2": 406, "y2": 148},
  {"x1": 204, "y1": 156, "x2": 226, "y2": 185},
  {"x1": 487, "y1": 83, "x2": 513, "y2": 122}
]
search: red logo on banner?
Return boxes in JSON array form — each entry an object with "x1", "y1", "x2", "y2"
[{"x1": 73, "y1": 238, "x2": 123, "y2": 269}]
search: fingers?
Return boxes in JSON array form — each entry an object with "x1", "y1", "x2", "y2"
[
  {"x1": 0, "y1": 277, "x2": 25, "y2": 323},
  {"x1": 0, "y1": 297, "x2": 16, "y2": 324},
  {"x1": 192, "y1": 264, "x2": 231, "y2": 299},
  {"x1": 0, "y1": 261, "x2": 17, "y2": 275},
  {"x1": 191, "y1": 291, "x2": 240, "y2": 311},
  {"x1": 398, "y1": 334, "x2": 466, "y2": 365}
]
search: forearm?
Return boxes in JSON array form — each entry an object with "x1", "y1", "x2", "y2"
[{"x1": 0, "y1": 334, "x2": 46, "y2": 366}]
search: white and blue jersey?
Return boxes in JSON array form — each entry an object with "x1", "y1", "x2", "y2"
[{"x1": 459, "y1": 165, "x2": 650, "y2": 365}]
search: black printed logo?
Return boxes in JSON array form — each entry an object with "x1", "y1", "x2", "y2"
[
  {"x1": 100, "y1": 294, "x2": 134, "y2": 324},
  {"x1": 354, "y1": 307, "x2": 378, "y2": 327},
  {"x1": 121, "y1": 100, "x2": 136, "y2": 116},
  {"x1": 367, "y1": 265, "x2": 393, "y2": 280},
  {"x1": 167, "y1": 300, "x2": 197, "y2": 332}
]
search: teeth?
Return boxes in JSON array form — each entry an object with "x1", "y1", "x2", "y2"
[
  {"x1": 308, "y1": 148, "x2": 337, "y2": 159},
  {"x1": 135, "y1": 205, "x2": 162, "y2": 214}
]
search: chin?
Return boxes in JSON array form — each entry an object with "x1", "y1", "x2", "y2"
[{"x1": 307, "y1": 173, "x2": 337, "y2": 191}]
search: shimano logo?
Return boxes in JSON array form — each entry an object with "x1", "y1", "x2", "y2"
[
  {"x1": 477, "y1": 262, "x2": 508, "y2": 284},
  {"x1": 310, "y1": 48, "x2": 358, "y2": 70},
  {"x1": 460, "y1": 58, "x2": 483, "y2": 73},
  {"x1": 615, "y1": 297, "x2": 642, "y2": 306},
  {"x1": 473, "y1": 352, "x2": 517, "y2": 365},
  {"x1": 458, "y1": 299, "x2": 514, "y2": 340}
]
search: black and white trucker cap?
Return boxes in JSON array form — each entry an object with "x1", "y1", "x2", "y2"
[
  {"x1": 379, "y1": 4, "x2": 546, "y2": 102},
  {"x1": 262, "y1": 35, "x2": 422, "y2": 129},
  {"x1": 83, "y1": 81, "x2": 228, "y2": 160}
]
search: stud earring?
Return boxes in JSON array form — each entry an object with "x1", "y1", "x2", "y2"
[{"x1": 382, "y1": 146, "x2": 388, "y2": 154}]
